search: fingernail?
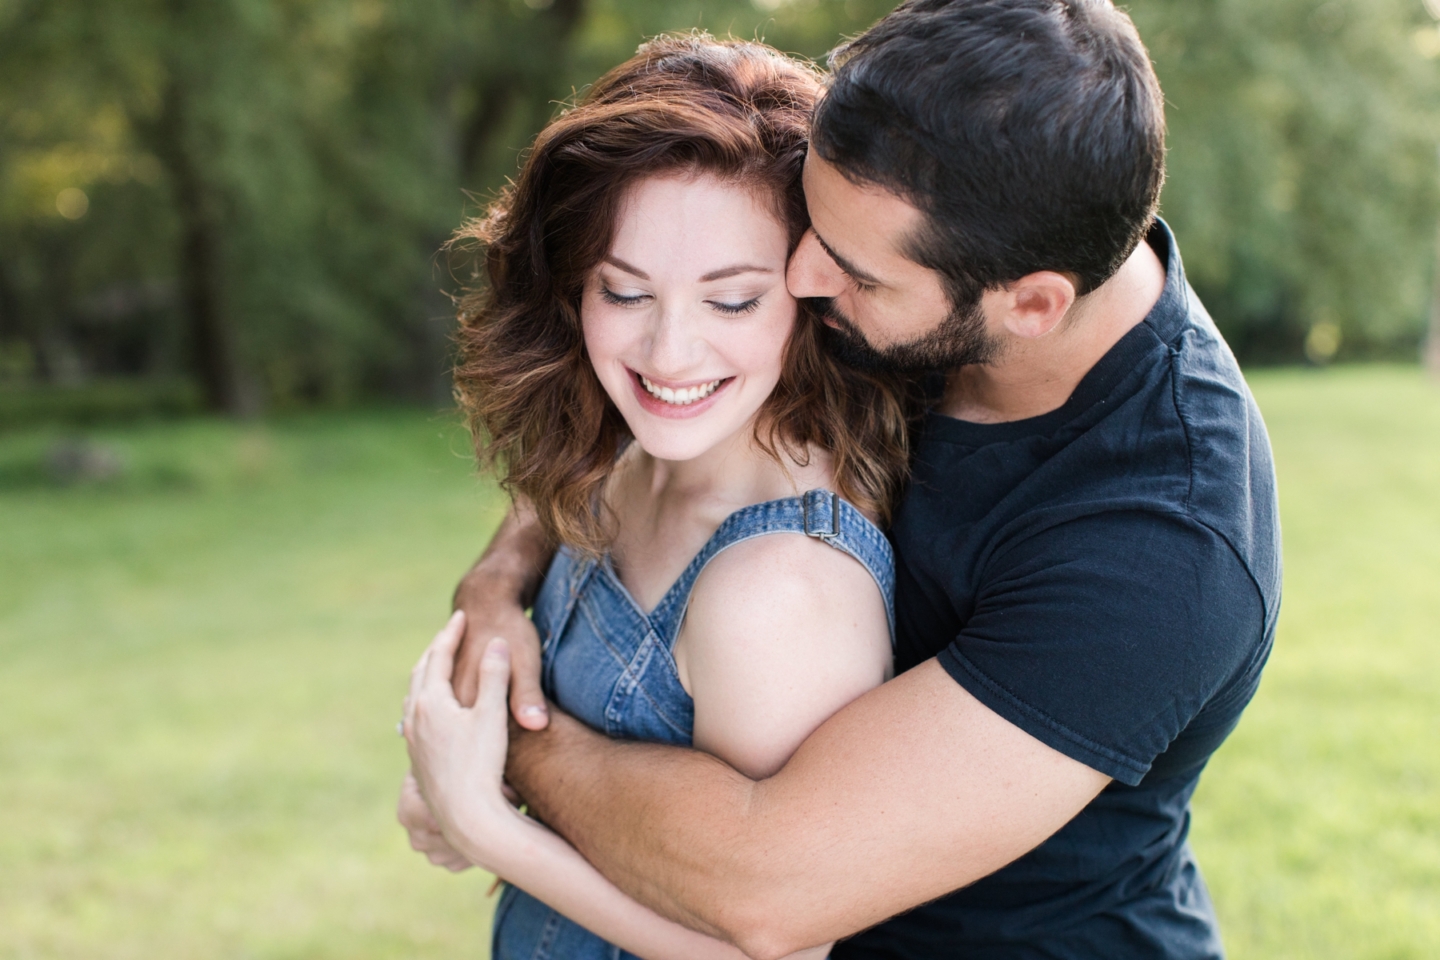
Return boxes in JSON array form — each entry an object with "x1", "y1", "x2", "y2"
[
  {"x1": 485, "y1": 637, "x2": 509, "y2": 659},
  {"x1": 521, "y1": 705, "x2": 546, "y2": 718}
]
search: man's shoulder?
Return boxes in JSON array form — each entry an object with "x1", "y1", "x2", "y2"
[{"x1": 1161, "y1": 286, "x2": 1283, "y2": 622}]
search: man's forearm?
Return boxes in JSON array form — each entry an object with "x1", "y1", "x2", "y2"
[
  {"x1": 507, "y1": 710, "x2": 763, "y2": 943},
  {"x1": 454, "y1": 501, "x2": 552, "y2": 612},
  {"x1": 507, "y1": 661, "x2": 1110, "y2": 960}
]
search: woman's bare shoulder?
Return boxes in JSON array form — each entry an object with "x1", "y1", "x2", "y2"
[
  {"x1": 681, "y1": 529, "x2": 891, "y2": 685},
  {"x1": 679, "y1": 531, "x2": 892, "y2": 779},
  {"x1": 695, "y1": 529, "x2": 880, "y2": 612}
]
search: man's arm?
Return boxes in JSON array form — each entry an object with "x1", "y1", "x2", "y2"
[
  {"x1": 451, "y1": 501, "x2": 554, "y2": 717},
  {"x1": 506, "y1": 660, "x2": 1109, "y2": 960}
]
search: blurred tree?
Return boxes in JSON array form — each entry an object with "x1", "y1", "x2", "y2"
[
  {"x1": 2, "y1": 0, "x2": 1438, "y2": 418},
  {"x1": 1127, "y1": 0, "x2": 1440, "y2": 362}
]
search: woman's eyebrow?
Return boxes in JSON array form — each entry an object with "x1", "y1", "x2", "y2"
[
  {"x1": 699, "y1": 264, "x2": 774, "y2": 282},
  {"x1": 602, "y1": 256, "x2": 650, "y2": 280}
]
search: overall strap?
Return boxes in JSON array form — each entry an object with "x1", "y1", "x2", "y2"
[{"x1": 645, "y1": 489, "x2": 896, "y2": 646}]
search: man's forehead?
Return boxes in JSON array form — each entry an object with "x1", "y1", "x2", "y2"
[
  {"x1": 803, "y1": 149, "x2": 917, "y2": 210},
  {"x1": 802, "y1": 149, "x2": 924, "y2": 273}
]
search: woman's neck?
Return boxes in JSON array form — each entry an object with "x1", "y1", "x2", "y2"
[
  {"x1": 654, "y1": 429, "x2": 763, "y2": 499},
  {"x1": 605, "y1": 421, "x2": 832, "y2": 610}
]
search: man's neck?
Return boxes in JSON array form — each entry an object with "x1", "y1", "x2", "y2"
[{"x1": 940, "y1": 239, "x2": 1167, "y2": 424}]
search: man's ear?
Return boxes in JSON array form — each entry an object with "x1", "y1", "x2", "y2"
[{"x1": 998, "y1": 271, "x2": 1078, "y2": 340}]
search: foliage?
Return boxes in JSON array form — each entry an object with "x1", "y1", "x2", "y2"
[
  {"x1": 1130, "y1": 0, "x2": 1440, "y2": 361},
  {"x1": 1, "y1": 0, "x2": 1438, "y2": 414}
]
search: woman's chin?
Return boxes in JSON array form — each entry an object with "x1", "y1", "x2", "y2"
[{"x1": 627, "y1": 431, "x2": 726, "y2": 464}]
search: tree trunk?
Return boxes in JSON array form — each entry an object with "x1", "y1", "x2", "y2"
[
  {"x1": 147, "y1": 79, "x2": 249, "y2": 415},
  {"x1": 457, "y1": 0, "x2": 587, "y2": 185},
  {"x1": 0, "y1": 256, "x2": 18, "y2": 344},
  {"x1": 459, "y1": 72, "x2": 521, "y2": 184},
  {"x1": 1427, "y1": 222, "x2": 1440, "y2": 379}
]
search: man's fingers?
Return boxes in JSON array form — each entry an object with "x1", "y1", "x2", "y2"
[
  {"x1": 508, "y1": 630, "x2": 549, "y2": 731},
  {"x1": 477, "y1": 636, "x2": 512, "y2": 720},
  {"x1": 476, "y1": 635, "x2": 512, "y2": 730},
  {"x1": 452, "y1": 623, "x2": 484, "y2": 709}
]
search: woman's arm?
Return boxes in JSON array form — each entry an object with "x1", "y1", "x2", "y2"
[
  {"x1": 679, "y1": 533, "x2": 893, "y2": 780},
  {"x1": 674, "y1": 533, "x2": 893, "y2": 959},
  {"x1": 404, "y1": 615, "x2": 750, "y2": 960}
]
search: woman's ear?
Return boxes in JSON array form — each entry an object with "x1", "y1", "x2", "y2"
[{"x1": 998, "y1": 271, "x2": 1078, "y2": 340}]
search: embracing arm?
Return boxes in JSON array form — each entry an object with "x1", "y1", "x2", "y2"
[
  {"x1": 506, "y1": 662, "x2": 1110, "y2": 960},
  {"x1": 451, "y1": 500, "x2": 554, "y2": 716},
  {"x1": 503, "y1": 512, "x2": 1265, "y2": 958}
]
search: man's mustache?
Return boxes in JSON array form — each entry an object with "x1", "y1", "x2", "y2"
[
  {"x1": 803, "y1": 297, "x2": 855, "y2": 333},
  {"x1": 803, "y1": 296, "x2": 895, "y2": 372}
]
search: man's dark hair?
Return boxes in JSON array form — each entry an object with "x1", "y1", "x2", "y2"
[{"x1": 813, "y1": 0, "x2": 1166, "y2": 307}]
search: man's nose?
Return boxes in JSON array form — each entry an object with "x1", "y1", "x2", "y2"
[{"x1": 787, "y1": 229, "x2": 848, "y2": 299}]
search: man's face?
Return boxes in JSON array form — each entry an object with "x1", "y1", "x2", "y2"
[{"x1": 787, "y1": 148, "x2": 998, "y2": 372}]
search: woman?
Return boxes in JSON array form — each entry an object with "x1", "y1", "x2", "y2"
[{"x1": 403, "y1": 34, "x2": 916, "y2": 960}]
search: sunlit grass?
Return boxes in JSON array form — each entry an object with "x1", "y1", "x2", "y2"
[
  {"x1": 1191, "y1": 365, "x2": 1440, "y2": 959},
  {"x1": 0, "y1": 410, "x2": 509, "y2": 959},
  {"x1": 1, "y1": 367, "x2": 1436, "y2": 958}
]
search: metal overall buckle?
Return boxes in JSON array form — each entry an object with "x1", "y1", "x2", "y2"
[{"x1": 802, "y1": 489, "x2": 840, "y2": 541}]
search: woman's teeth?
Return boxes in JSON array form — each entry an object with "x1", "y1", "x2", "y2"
[{"x1": 639, "y1": 375, "x2": 723, "y2": 406}]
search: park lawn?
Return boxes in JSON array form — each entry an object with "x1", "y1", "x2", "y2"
[
  {"x1": 0, "y1": 365, "x2": 1436, "y2": 959},
  {"x1": 1191, "y1": 366, "x2": 1440, "y2": 958}
]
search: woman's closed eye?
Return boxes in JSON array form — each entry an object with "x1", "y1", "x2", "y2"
[
  {"x1": 599, "y1": 284, "x2": 651, "y2": 308},
  {"x1": 706, "y1": 296, "x2": 761, "y2": 316}
]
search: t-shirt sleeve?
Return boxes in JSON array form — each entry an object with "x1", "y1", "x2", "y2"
[{"x1": 936, "y1": 510, "x2": 1265, "y2": 786}]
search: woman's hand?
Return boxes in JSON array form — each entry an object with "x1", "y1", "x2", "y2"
[
  {"x1": 403, "y1": 610, "x2": 524, "y2": 874},
  {"x1": 397, "y1": 769, "x2": 472, "y2": 872}
]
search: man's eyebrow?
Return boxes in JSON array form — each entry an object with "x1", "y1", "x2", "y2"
[
  {"x1": 602, "y1": 256, "x2": 650, "y2": 280},
  {"x1": 812, "y1": 231, "x2": 883, "y2": 287},
  {"x1": 698, "y1": 264, "x2": 774, "y2": 282}
]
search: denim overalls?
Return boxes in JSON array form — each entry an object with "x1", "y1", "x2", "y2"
[{"x1": 491, "y1": 489, "x2": 896, "y2": 960}]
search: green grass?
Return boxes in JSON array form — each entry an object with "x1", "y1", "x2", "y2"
[
  {"x1": 0, "y1": 410, "x2": 509, "y2": 959},
  {"x1": 1, "y1": 366, "x2": 1437, "y2": 958},
  {"x1": 1190, "y1": 366, "x2": 1440, "y2": 958}
]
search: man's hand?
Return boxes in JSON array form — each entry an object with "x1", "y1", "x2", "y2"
[
  {"x1": 397, "y1": 769, "x2": 471, "y2": 872},
  {"x1": 452, "y1": 590, "x2": 545, "y2": 724},
  {"x1": 450, "y1": 504, "x2": 554, "y2": 727}
]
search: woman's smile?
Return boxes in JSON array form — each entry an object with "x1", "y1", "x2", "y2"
[{"x1": 629, "y1": 369, "x2": 735, "y2": 418}]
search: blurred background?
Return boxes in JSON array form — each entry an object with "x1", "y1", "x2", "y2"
[{"x1": 1, "y1": 0, "x2": 1438, "y2": 957}]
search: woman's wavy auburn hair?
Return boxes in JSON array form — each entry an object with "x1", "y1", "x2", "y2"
[{"x1": 452, "y1": 33, "x2": 917, "y2": 556}]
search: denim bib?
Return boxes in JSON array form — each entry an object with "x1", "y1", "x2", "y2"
[{"x1": 492, "y1": 489, "x2": 895, "y2": 960}]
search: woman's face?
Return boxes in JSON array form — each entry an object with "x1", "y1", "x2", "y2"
[{"x1": 582, "y1": 172, "x2": 796, "y2": 464}]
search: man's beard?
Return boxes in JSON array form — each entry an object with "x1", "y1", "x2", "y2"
[{"x1": 808, "y1": 296, "x2": 1000, "y2": 374}]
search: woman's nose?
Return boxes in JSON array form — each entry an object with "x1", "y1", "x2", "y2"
[
  {"x1": 645, "y1": 309, "x2": 703, "y2": 375},
  {"x1": 786, "y1": 229, "x2": 849, "y2": 299}
]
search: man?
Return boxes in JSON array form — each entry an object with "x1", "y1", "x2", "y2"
[{"x1": 403, "y1": 1, "x2": 1281, "y2": 956}]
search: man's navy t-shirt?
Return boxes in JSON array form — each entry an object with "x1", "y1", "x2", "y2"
[{"x1": 835, "y1": 222, "x2": 1281, "y2": 960}]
